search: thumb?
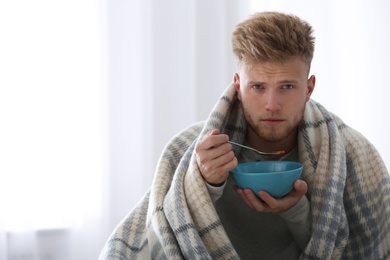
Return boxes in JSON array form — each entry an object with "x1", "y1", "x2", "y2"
[
  {"x1": 208, "y1": 129, "x2": 220, "y2": 136},
  {"x1": 294, "y1": 180, "x2": 308, "y2": 195}
]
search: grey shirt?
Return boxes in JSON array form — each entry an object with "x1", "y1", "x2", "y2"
[{"x1": 206, "y1": 146, "x2": 311, "y2": 259}]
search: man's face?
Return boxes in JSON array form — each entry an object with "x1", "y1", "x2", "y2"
[{"x1": 234, "y1": 58, "x2": 315, "y2": 144}]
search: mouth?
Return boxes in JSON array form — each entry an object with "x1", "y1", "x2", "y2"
[{"x1": 261, "y1": 118, "x2": 285, "y2": 125}]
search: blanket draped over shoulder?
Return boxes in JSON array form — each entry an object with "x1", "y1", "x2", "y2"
[{"x1": 100, "y1": 83, "x2": 390, "y2": 259}]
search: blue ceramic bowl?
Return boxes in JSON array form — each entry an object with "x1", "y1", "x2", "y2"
[{"x1": 230, "y1": 161, "x2": 303, "y2": 199}]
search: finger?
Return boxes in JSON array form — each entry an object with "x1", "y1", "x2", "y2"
[
  {"x1": 200, "y1": 133, "x2": 229, "y2": 150},
  {"x1": 211, "y1": 143, "x2": 235, "y2": 165},
  {"x1": 258, "y1": 191, "x2": 278, "y2": 209},
  {"x1": 215, "y1": 154, "x2": 238, "y2": 173},
  {"x1": 243, "y1": 188, "x2": 267, "y2": 212},
  {"x1": 210, "y1": 153, "x2": 237, "y2": 173},
  {"x1": 234, "y1": 186, "x2": 254, "y2": 209},
  {"x1": 196, "y1": 142, "x2": 235, "y2": 170},
  {"x1": 195, "y1": 133, "x2": 226, "y2": 160}
]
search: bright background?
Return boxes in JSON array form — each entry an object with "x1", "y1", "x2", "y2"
[{"x1": 0, "y1": 1, "x2": 389, "y2": 259}]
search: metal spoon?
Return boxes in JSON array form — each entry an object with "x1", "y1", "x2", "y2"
[{"x1": 228, "y1": 141, "x2": 285, "y2": 157}]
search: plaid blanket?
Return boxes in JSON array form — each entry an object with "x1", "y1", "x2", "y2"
[{"x1": 99, "y1": 83, "x2": 390, "y2": 259}]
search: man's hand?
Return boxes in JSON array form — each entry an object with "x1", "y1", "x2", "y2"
[
  {"x1": 195, "y1": 129, "x2": 238, "y2": 186},
  {"x1": 233, "y1": 179, "x2": 308, "y2": 213}
]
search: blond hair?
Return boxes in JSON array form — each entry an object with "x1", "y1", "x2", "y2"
[{"x1": 232, "y1": 12, "x2": 315, "y2": 67}]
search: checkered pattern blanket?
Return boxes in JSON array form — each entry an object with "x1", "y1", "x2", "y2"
[{"x1": 99, "y1": 83, "x2": 390, "y2": 259}]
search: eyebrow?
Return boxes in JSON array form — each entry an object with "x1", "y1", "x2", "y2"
[
  {"x1": 278, "y1": 79, "x2": 300, "y2": 84},
  {"x1": 248, "y1": 79, "x2": 300, "y2": 85}
]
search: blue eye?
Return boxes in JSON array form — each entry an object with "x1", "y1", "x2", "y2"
[
  {"x1": 252, "y1": 84, "x2": 262, "y2": 89},
  {"x1": 282, "y1": 84, "x2": 294, "y2": 89}
]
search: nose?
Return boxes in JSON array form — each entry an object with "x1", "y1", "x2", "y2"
[{"x1": 264, "y1": 91, "x2": 282, "y2": 111}]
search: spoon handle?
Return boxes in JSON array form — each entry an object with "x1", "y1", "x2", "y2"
[{"x1": 228, "y1": 141, "x2": 285, "y2": 156}]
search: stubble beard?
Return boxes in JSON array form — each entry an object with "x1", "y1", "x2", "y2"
[{"x1": 243, "y1": 107, "x2": 305, "y2": 143}]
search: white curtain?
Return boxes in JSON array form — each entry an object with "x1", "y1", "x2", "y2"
[
  {"x1": 0, "y1": 0, "x2": 389, "y2": 259},
  {"x1": 104, "y1": 0, "x2": 252, "y2": 247}
]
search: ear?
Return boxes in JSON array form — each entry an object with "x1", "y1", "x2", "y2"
[
  {"x1": 306, "y1": 75, "x2": 316, "y2": 101},
  {"x1": 233, "y1": 73, "x2": 241, "y2": 100}
]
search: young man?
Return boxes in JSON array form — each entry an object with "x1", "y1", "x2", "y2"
[{"x1": 100, "y1": 12, "x2": 390, "y2": 259}]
